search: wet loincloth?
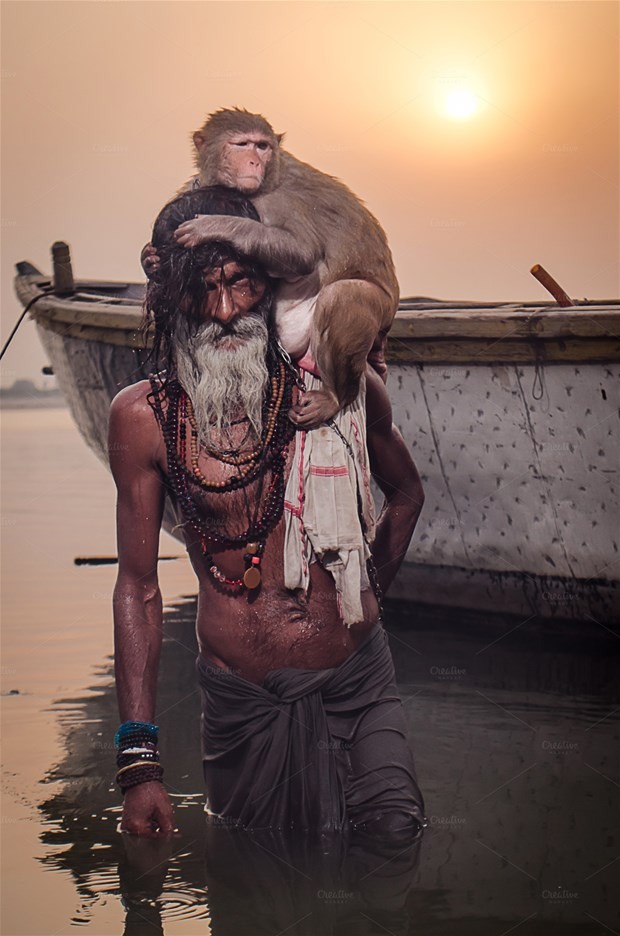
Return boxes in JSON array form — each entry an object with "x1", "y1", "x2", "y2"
[{"x1": 196, "y1": 625, "x2": 425, "y2": 833}]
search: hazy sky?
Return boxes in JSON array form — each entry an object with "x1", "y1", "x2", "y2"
[{"x1": 1, "y1": 0, "x2": 618, "y2": 384}]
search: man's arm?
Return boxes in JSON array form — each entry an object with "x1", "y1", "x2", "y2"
[
  {"x1": 365, "y1": 367, "x2": 425, "y2": 596},
  {"x1": 108, "y1": 381, "x2": 174, "y2": 835}
]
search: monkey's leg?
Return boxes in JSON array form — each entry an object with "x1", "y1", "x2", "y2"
[{"x1": 312, "y1": 280, "x2": 393, "y2": 409}]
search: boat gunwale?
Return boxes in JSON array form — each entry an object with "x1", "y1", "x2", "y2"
[
  {"x1": 15, "y1": 272, "x2": 620, "y2": 333},
  {"x1": 15, "y1": 269, "x2": 620, "y2": 363}
]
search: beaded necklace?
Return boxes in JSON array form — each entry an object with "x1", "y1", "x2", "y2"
[{"x1": 149, "y1": 344, "x2": 297, "y2": 593}]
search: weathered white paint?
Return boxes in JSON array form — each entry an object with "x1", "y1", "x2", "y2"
[{"x1": 390, "y1": 362, "x2": 619, "y2": 583}]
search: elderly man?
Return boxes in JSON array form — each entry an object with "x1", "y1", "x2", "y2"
[{"x1": 109, "y1": 187, "x2": 425, "y2": 838}]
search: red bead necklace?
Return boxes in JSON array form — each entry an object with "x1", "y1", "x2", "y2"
[{"x1": 149, "y1": 346, "x2": 297, "y2": 593}]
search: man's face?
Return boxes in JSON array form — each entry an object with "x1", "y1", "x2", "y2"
[
  {"x1": 173, "y1": 258, "x2": 271, "y2": 448},
  {"x1": 200, "y1": 261, "x2": 268, "y2": 337}
]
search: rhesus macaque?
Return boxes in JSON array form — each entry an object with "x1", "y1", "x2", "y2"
[{"x1": 147, "y1": 108, "x2": 399, "y2": 429}]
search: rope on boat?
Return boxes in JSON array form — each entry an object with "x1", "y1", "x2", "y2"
[{"x1": 0, "y1": 288, "x2": 54, "y2": 362}]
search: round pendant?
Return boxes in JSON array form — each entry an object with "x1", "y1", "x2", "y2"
[
  {"x1": 243, "y1": 566, "x2": 261, "y2": 589},
  {"x1": 246, "y1": 542, "x2": 259, "y2": 555}
]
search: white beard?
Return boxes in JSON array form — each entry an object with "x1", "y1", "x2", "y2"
[{"x1": 173, "y1": 314, "x2": 269, "y2": 450}]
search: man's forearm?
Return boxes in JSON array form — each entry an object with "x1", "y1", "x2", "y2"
[
  {"x1": 371, "y1": 492, "x2": 424, "y2": 596},
  {"x1": 113, "y1": 580, "x2": 163, "y2": 722}
]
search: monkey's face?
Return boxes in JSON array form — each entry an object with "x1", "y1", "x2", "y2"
[{"x1": 214, "y1": 133, "x2": 275, "y2": 193}]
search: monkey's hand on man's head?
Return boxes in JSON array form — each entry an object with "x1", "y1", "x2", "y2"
[
  {"x1": 174, "y1": 214, "x2": 320, "y2": 280},
  {"x1": 174, "y1": 215, "x2": 224, "y2": 249},
  {"x1": 141, "y1": 243, "x2": 160, "y2": 280},
  {"x1": 288, "y1": 389, "x2": 340, "y2": 431}
]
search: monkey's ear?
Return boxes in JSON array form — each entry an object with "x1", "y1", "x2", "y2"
[
  {"x1": 276, "y1": 133, "x2": 285, "y2": 145},
  {"x1": 193, "y1": 131, "x2": 206, "y2": 151}
]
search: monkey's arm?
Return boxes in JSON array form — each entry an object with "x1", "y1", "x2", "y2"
[
  {"x1": 365, "y1": 368, "x2": 424, "y2": 595},
  {"x1": 174, "y1": 215, "x2": 321, "y2": 279}
]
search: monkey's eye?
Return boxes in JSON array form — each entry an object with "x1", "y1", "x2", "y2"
[{"x1": 256, "y1": 142, "x2": 271, "y2": 152}]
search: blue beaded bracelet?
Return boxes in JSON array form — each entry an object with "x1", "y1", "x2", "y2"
[{"x1": 114, "y1": 720, "x2": 159, "y2": 749}]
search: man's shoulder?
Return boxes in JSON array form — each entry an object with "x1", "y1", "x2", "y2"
[
  {"x1": 109, "y1": 379, "x2": 162, "y2": 443},
  {"x1": 110, "y1": 379, "x2": 156, "y2": 419},
  {"x1": 108, "y1": 379, "x2": 166, "y2": 473}
]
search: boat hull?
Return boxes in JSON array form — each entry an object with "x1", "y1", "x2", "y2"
[{"x1": 16, "y1": 267, "x2": 620, "y2": 622}]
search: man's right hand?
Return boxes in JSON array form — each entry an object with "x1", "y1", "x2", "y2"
[
  {"x1": 141, "y1": 243, "x2": 160, "y2": 279},
  {"x1": 121, "y1": 781, "x2": 175, "y2": 837}
]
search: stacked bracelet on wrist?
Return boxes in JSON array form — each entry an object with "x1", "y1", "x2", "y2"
[{"x1": 114, "y1": 721, "x2": 163, "y2": 792}]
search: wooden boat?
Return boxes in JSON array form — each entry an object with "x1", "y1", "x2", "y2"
[{"x1": 14, "y1": 257, "x2": 620, "y2": 623}]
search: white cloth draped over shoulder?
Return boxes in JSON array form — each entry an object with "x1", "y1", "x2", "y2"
[{"x1": 283, "y1": 372, "x2": 376, "y2": 626}]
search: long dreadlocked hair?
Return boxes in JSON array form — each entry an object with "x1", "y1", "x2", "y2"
[{"x1": 143, "y1": 186, "x2": 275, "y2": 387}]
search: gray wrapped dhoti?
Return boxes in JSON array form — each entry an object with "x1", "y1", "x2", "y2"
[{"x1": 196, "y1": 625, "x2": 425, "y2": 833}]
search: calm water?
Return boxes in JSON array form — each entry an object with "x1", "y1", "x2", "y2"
[{"x1": 1, "y1": 407, "x2": 618, "y2": 935}]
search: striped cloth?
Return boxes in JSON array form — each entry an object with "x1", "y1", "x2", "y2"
[{"x1": 283, "y1": 372, "x2": 376, "y2": 626}]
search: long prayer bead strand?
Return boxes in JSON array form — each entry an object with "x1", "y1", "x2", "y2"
[{"x1": 148, "y1": 343, "x2": 297, "y2": 592}]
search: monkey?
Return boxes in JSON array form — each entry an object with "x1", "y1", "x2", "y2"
[{"x1": 145, "y1": 108, "x2": 399, "y2": 429}]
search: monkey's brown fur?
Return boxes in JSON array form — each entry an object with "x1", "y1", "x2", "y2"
[{"x1": 181, "y1": 108, "x2": 399, "y2": 410}]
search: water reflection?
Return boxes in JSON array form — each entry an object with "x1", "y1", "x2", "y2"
[
  {"x1": 119, "y1": 821, "x2": 422, "y2": 936},
  {"x1": 38, "y1": 598, "x2": 619, "y2": 934}
]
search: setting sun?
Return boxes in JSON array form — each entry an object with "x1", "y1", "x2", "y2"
[{"x1": 443, "y1": 87, "x2": 480, "y2": 120}]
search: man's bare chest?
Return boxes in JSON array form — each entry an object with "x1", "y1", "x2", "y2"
[{"x1": 161, "y1": 419, "x2": 294, "y2": 544}]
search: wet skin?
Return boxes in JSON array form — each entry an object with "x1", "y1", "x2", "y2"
[
  {"x1": 170, "y1": 422, "x2": 380, "y2": 685},
  {"x1": 151, "y1": 262, "x2": 378, "y2": 682},
  {"x1": 108, "y1": 261, "x2": 424, "y2": 832}
]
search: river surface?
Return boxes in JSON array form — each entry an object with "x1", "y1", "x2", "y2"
[{"x1": 1, "y1": 406, "x2": 618, "y2": 935}]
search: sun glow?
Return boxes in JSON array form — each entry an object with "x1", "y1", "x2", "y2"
[{"x1": 443, "y1": 87, "x2": 480, "y2": 121}]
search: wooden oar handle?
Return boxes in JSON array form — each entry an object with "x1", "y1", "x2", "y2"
[{"x1": 530, "y1": 264, "x2": 574, "y2": 306}]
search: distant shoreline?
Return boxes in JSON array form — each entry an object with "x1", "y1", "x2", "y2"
[
  {"x1": 0, "y1": 379, "x2": 66, "y2": 409},
  {"x1": 0, "y1": 396, "x2": 67, "y2": 410}
]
